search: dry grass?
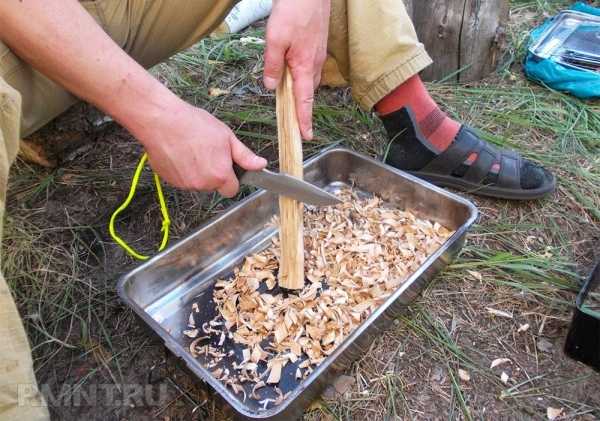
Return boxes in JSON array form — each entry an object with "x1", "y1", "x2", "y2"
[{"x1": 2, "y1": 1, "x2": 599, "y2": 419}]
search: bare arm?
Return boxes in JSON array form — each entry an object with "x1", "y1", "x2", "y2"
[
  {"x1": 0, "y1": 0, "x2": 266, "y2": 196},
  {"x1": 0, "y1": 0, "x2": 170, "y2": 133}
]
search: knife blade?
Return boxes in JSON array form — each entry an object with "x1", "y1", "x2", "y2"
[{"x1": 234, "y1": 165, "x2": 341, "y2": 207}]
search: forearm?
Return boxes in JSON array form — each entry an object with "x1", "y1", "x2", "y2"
[
  {"x1": 0, "y1": 0, "x2": 178, "y2": 140},
  {"x1": 0, "y1": 0, "x2": 266, "y2": 196}
]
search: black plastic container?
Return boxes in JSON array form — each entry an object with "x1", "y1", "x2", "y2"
[{"x1": 564, "y1": 261, "x2": 600, "y2": 372}]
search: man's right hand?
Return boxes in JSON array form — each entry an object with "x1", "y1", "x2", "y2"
[
  {"x1": 134, "y1": 99, "x2": 267, "y2": 197},
  {"x1": 0, "y1": 0, "x2": 266, "y2": 198}
]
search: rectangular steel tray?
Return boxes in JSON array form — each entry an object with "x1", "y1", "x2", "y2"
[{"x1": 118, "y1": 148, "x2": 478, "y2": 420}]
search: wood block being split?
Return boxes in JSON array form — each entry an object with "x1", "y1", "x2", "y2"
[{"x1": 276, "y1": 67, "x2": 304, "y2": 290}]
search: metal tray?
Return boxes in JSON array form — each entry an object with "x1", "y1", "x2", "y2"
[
  {"x1": 529, "y1": 11, "x2": 600, "y2": 62},
  {"x1": 528, "y1": 10, "x2": 600, "y2": 73},
  {"x1": 118, "y1": 148, "x2": 478, "y2": 420}
]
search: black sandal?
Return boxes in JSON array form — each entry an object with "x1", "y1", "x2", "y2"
[{"x1": 381, "y1": 107, "x2": 556, "y2": 200}]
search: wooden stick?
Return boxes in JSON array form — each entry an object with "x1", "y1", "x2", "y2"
[{"x1": 276, "y1": 67, "x2": 304, "y2": 290}]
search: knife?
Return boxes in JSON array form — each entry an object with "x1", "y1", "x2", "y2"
[{"x1": 233, "y1": 165, "x2": 342, "y2": 206}]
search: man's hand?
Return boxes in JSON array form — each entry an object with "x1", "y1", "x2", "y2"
[
  {"x1": 263, "y1": 0, "x2": 331, "y2": 140},
  {"x1": 135, "y1": 98, "x2": 266, "y2": 197},
  {"x1": 0, "y1": 0, "x2": 266, "y2": 197}
]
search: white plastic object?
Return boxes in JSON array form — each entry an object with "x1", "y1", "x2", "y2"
[{"x1": 222, "y1": 0, "x2": 273, "y2": 34}]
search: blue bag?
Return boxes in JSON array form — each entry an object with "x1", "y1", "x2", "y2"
[{"x1": 524, "y1": 2, "x2": 600, "y2": 99}]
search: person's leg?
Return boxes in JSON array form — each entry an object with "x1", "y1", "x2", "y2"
[
  {"x1": 375, "y1": 75, "x2": 460, "y2": 153},
  {"x1": 3, "y1": 0, "x2": 236, "y2": 138},
  {"x1": 0, "y1": 76, "x2": 49, "y2": 420},
  {"x1": 323, "y1": 0, "x2": 432, "y2": 110},
  {"x1": 323, "y1": 0, "x2": 555, "y2": 199},
  {"x1": 0, "y1": 1, "x2": 235, "y2": 416},
  {"x1": 95, "y1": 0, "x2": 237, "y2": 70}
]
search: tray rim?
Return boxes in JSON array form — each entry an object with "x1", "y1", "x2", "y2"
[{"x1": 117, "y1": 147, "x2": 478, "y2": 418}]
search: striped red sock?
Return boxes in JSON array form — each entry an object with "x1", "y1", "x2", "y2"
[
  {"x1": 375, "y1": 75, "x2": 460, "y2": 153},
  {"x1": 375, "y1": 75, "x2": 500, "y2": 169}
]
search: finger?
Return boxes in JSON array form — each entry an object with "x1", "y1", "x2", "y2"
[
  {"x1": 290, "y1": 67, "x2": 315, "y2": 140},
  {"x1": 230, "y1": 136, "x2": 267, "y2": 171},
  {"x1": 263, "y1": 32, "x2": 287, "y2": 90},
  {"x1": 314, "y1": 51, "x2": 327, "y2": 88},
  {"x1": 217, "y1": 166, "x2": 239, "y2": 198},
  {"x1": 313, "y1": 71, "x2": 322, "y2": 89}
]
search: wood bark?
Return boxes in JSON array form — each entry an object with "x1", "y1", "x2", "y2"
[
  {"x1": 276, "y1": 67, "x2": 305, "y2": 290},
  {"x1": 404, "y1": 0, "x2": 509, "y2": 82}
]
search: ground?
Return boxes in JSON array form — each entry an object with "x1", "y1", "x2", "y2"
[{"x1": 3, "y1": 1, "x2": 600, "y2": 420}]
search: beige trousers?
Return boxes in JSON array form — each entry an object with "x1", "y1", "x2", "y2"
[{"x1": 0, "y1": 0, "x2": 430, "y2": 418}]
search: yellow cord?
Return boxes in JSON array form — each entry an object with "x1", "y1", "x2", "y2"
[{"x1": 109, "y1": 153, "x2": 171, "y2": 260}]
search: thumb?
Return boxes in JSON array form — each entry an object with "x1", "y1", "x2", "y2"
[{"x1": 230, "y1": 136, "x2": 267, "y2": 171}]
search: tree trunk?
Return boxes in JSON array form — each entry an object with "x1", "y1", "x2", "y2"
[{"x1": 404, "y1": 0, "x2": 509, "y2": 82}]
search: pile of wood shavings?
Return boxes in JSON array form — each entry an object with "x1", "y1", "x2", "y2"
[{"x1": 183, "y1": 188, "x2": 454, "y2": 408}]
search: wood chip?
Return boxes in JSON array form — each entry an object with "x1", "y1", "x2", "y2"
[
  {"x1": 242, "y1": 348, "x2": 251, "y2": 363},
  {"x1": 490, "y1": 358, "x2": 511, "y2": 369},
  {"x1": 208, "y1": 87, "x2": 230, "y2": 97},
  {"x1": 230, "y1": 382, "x2": 246, "y2": 401},
  {"x1": 274, "y1": 323, "x2": 288, "y2": 344},
  {"x1": 547, "y1": 407, "x2": 564, "y2": 420},
  {"x1": 486, "y1": 308, "x2": 513, "y2": 319},
  {"x1": 19, "y1": 140, "x2": 56, "y2": 168},
  {"x1": 189, "y1": 336, "x2": 209, "y2": 357},
  {"x1": 259, "y1": 398, "x2": 276, "y2": 411},
  {"x1": 240, "y1": 36, "x2": 265, "y2": 45},
  {"x1": 251, "y1": 344, "x2": 267, "y2": 363},
  {"x1": 251, "y1": 381, "x2": 266, "y2": 399},
  {"x1": 466, "y1": 270, "x2": 483, "y2": 281},
  {"x1": 183, "y1": 329, "x2": 199, "y2": 338},
  {"x1": 184, "y1": 188, "x2": 454, "y2": 403},
  {"x1": 299, "y1": 359, "x2": 311, "y2": 369},
  {"x1": 266, "y1": 360, "x2": 283, "y2": 384}
]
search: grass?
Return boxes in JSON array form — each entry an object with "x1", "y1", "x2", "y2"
[{"x1": 2, "y1": 0, "x2": 599, "y2": 419}]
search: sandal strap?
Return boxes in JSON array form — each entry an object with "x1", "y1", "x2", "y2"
[
  {"x1": 422, "y1": 127, "x2": 482, "y2": 175},
  {"x1": 497, "y1": 149, "x2": 522, "y2": 190},
  {"x1": 422, "y1": 126, "x2": 523, "y2": 190},
  {"x1": 464, "y1": 144, "x2": 498, "y2": 185}
]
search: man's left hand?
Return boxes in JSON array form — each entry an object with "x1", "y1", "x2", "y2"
[{"x1": 263, "y1": 0, "x2": 331, "y2": 140}]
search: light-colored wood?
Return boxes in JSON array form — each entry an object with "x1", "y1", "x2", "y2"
[
  {"x1": 276, "y1": 67, "x2": 305, "y2": 290},
  {"x1": 404, "y1": 0, "x2": 509, "y2": 82}
]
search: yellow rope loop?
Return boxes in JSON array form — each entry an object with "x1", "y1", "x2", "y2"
[{"x1": 109, "y1": 153, "x2": 171, "y2": 260}]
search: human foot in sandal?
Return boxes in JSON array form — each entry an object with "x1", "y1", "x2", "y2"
[{"x1": 375, "y1": 76, "x2": 556, "y2": 200}]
